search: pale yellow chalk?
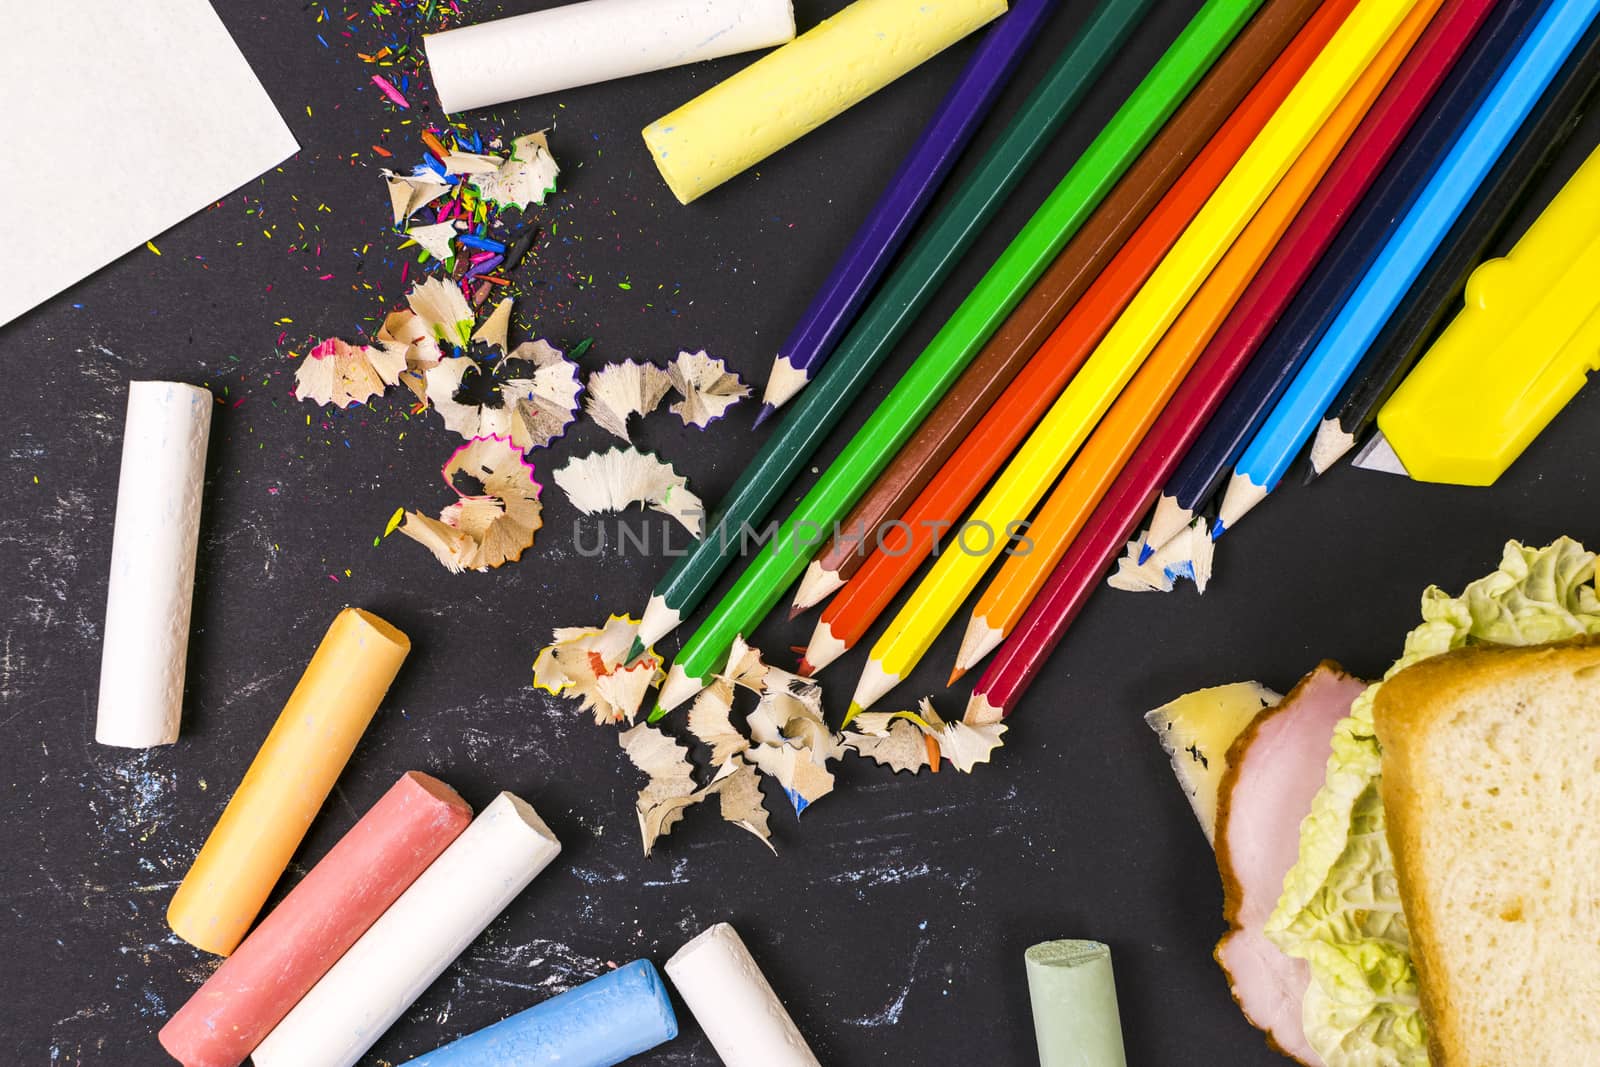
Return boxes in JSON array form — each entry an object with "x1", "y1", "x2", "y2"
[
  {"x1": 642, "y1": 0, "x2": 1007, "y2": 204},
  {"x1": 167, "y1": 607, "x2": 411, "y2": 956}
]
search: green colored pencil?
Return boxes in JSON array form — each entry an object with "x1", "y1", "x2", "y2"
[
  {"x1": 652, "y1": 0, "x2": 1266, "y2": 716},
  {"x1": 628, "y1": 0, "x2": 1152, "y2": 662}
]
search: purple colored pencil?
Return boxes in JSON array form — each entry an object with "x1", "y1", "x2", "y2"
[{"x1": 754, "y1": 0, "x2": 1063, "y2": 425}]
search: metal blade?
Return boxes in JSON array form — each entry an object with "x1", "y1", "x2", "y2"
[{"x1": 1350, "y1": 431, "x2": 1410, "y2": 476}]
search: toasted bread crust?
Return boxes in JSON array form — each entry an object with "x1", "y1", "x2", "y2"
[{"x1": 1375, "y1": 636, "x2": 1600, "y2": 1067}]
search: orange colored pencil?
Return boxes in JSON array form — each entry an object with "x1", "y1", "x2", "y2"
[
  {"x1": 952, "y1": 0, "x2": 1442, "y2": 679},
  {"x1": 795, "y1": 0, "x2": 1359, "y2": 676}
]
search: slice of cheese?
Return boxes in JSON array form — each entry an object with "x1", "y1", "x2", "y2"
[{"x1": 1144, "y1": 681, "x2": 1280, "y2": 842}]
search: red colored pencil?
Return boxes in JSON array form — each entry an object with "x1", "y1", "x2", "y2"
[{"x1": 965, "y1": 0, "x2": 1497, "y2": 721}]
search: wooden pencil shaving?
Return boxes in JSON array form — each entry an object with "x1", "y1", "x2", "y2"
[
  {"x1": 471, "y1": 297, "x2": 514, "y2": 353},
  {"x1": 292, "y1": 337, "x2": 407, "y2": 408},
  {"x1": 746, "y1": 743, "x2": 834, "y2": 815},
  {"x1": 748, "y1": 668, "x2": 838, "y2": 757},
  {"x1": 688, "y1": 680, "x2": 750, "y2": 765},
  {"x1": 667, "y1": 349, "x2": 749, "y2": 428},
  {"x1": 377, "y1": 309, "x2": 446, "y2": 402},
  {"x1": 442, "y1": 151, "x2": 504, "y2": 176},
  {"x1": 399, "y1": 435, "x2": 543, "y2": 572},
  {"x1": 1111, "y1": 517, "x2": 1215, "y2": 594},
  {"x1": 406, "y1": 220, "x2": 458, "y2": 262},
  {"x1": 619, "y1": 725, "x2": 773, "y2": 856},
  {"x1": 742, "y1": 665, "x2": 839, "y2": 814},
  {"x1": 709, "y1": 757, "x2": 773, "y2": 852},
  {"x1": 619, "y1": 723, "x2": 698, "y2": 856},
  {"x1": 406, "y1": 276, "x2": 475, "y2": 350},
  {"x1": 533, "y1": 615, "x2": 663, "y2": 725},
  {"x1": 584, "y1": 360, "x2": 672, "y2": 443},
  {"x1": 841, "y1": 714, "x2": 931, "y2": 775},
  {"x1": 424, "y1": 341, "x2": 582, "y2": 450},
  {"x1": 382, "y1": 168, "x2": 451, "y2": 225},
  {"x1": 718, "y1": 636, "x2": 769, "y2": 692},
  {"x1": 553, "y1": 447, "x2": 703, "y2": 537},
  {"x1": 465, "y1": 132, "x2": 560, "y2": 211},
  {"x1": 841, "y1": 699, "x2": 1006, "y2": 774}
]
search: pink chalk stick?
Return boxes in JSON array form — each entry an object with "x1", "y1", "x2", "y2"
[{"x1": 159, "y1": 771, "x2": 473, "y2": 1067}]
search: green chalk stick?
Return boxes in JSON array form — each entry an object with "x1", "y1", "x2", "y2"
[
  {"x1": 653, "y1": 0, "x2": 1265, "y2": 714},
  {"x1": 1025, "y1": 940, "x2": 1128, "y2": 1067}
]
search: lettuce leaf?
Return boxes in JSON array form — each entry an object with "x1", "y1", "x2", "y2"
[{"x1": 1264, "y1": 538, "x2": 1600, "y2": 1067}]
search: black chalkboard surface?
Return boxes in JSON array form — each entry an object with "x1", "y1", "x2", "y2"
[{"x1": 3, "y1": 1, "x2": 1597, "y2": 1063}]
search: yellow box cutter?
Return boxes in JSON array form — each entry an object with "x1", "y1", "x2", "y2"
[{"x1": 1356, "y1": 142, "x2": 1600, "y2": 485}]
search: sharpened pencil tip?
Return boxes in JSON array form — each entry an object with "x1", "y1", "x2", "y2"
[
  {"x1": 947, "y1": 665, "x2": 966, "y2": 685},
  {"x1": 646, "y1": 703, "x2": 665, "y2": 723},
  {"x1": 1136, "y1": 542, "x2": 1153, "y2": 564},
  {"x1": 795, "y1": 657, "x2": 814, "y2": 678},
  {"x1": 752, "y1": 403, "x2": 775, "y2": 429},
  {"x1": 787, "y1": 602, "x2": 803, "y2": 621},
  {"x1": 841, "y1": 702, "x2": 864, "y2": 729},
  {"x1": 624, "y1": 637, "x2": 646, "y2": 665}
]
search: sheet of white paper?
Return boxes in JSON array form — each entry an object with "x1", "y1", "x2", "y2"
[{"x1": 0, "y1": 1, "x2": 298, "y2": 327}]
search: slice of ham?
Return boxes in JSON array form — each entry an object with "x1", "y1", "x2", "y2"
[{"x1": 1214, "y1": 661, "x2": 1367, "y2": 1066}]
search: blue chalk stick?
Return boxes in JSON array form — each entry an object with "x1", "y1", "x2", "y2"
[{"x1": 403, "y1": 959, "x2": 678, "y2": 1067}]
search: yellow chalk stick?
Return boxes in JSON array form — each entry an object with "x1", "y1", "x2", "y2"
[
  {"x1": 167, "y1": 607, "x2": 411, "y2": 956},
  {"x1": 642, "y1": 0, "x2": 1007, "y2": 204}
]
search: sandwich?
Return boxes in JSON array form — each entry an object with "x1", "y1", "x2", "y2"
[{"x1": 1147, "y1": 538, "x2": 1600, "y2": 1065}]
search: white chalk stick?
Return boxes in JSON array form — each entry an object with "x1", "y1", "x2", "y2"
[
  {"x1": 665, "y1": 922, "x2": 819, "y2": 1067},
  {"x1": 425, "y1": 0, "x2": 796, "y2": 114},
  {"x1": 252, "y1": 792, "x2": 562, "y2": 1067},
  {"x1": 95, "y1": 381, "x2": 212, "y2": 748}
]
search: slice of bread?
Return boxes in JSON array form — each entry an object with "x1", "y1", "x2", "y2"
[{"x1": 1374, "y1": 638, "x2": 1600, "y2": 1067}]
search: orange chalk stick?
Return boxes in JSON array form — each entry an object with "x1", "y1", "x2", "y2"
[{"x1": 167, "y1": 607, "x2": 411, "y2": 956}]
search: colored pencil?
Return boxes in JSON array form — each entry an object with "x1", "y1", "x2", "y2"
[
  {"x1": 1141, "y1": 0, "x2": 1532, "y2": 554},
  {"x1": 626, "y1": 0, "x2": 1152, "y2": 658},
  {"x1": 787, "y1": 0, "x2": 1329, "y2": 615},
  {"x1": 968, "y1": 0, "x2": 1506, "y2": 724},
  {"x1": 1308, "y1": 22, "x2": 1600, "y2": 475},
  {"x1": 1218, "y1": 0, "x2": 1600, "y2": 531},
  {"x1": 651, "y1": 0, "x2": 1269, "y2": 716},
  {"x1": 755, "y1": 0, "x2": 1063, "y2": 424},
  {"x1": 798, "y1": 0, "x2": 1361, "y2": 674},
  {"x1": 849, "y1": 0, "x2": 1431, "y2": 714},
  {"x1": 951, "y1": 0, "x2": 1440, "y2": 679}
]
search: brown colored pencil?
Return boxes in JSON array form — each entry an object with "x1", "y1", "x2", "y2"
[{"x1": 788, "y1": 0, "x2": 1327, "y2": 616}]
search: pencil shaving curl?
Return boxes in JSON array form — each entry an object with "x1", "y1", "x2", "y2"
[
  {"x1": 584, "y1": 360, "x2": 672, "y2": 443},
  {"x1": 1111, "y1": 517, "x2": 1214, "y2": 594},
  {"x1": 553, "y1": 447, "x2": 703, "y2": 537},
  {"x1": 465, "y1": 131, "x2": 560, "y2": 211},
  {"x1": 533, "y1": 615, "x2": 662, "y2": 725},
  {"x1": 399, "y1": 435, "x2": 543, "y2": 572},
  {"x1": 292, "y1": 337, "x2": 407, "y2": 409},
  {"x1": 618, "y1": 725, "x2": 772, "y2": 857},
  {"x1": 382, "y1": 168, "x2": 450, "y2": 225},
  {"x1": 424, "y1": 339, "x2": 582, "y2": 451},
  {"x1": 377, "y1": 309, "x2": 446, "y2": 402},
  {"x1": 841, "y1": 698, "x2": 1006, "y2": 774},
  {"x1": 668, "y1": 350, "x2": 749, "y2": 428}
]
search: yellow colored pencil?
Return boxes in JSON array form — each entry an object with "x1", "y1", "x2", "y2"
[
  {"x1": 849, "y1": 0, "x2": 1427, "y2": 713},
  {"x1": 953, "y1": 0, "x2": 1441, "y2": 679}
]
